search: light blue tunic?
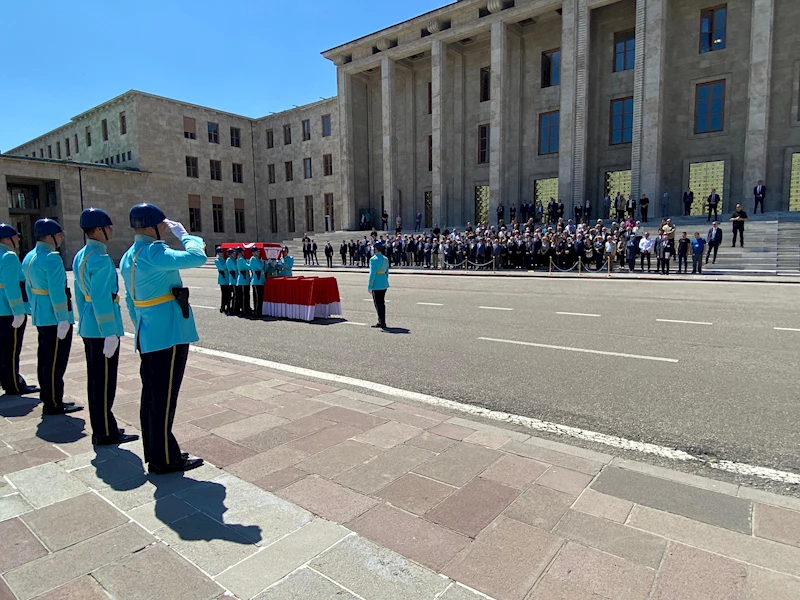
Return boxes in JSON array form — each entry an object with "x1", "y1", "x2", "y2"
[
  {"x1": 277, "y1": 255, "x2": 294, "y2": 277},
  {"x1": 21, "y1": 242, "x2": 74, "y2": 327},
  {"x1": 249, "y1": 256, "x2": 265, "y2": 286},
  {"x1": 368, "y1": 254, "x2": 390, "y2": 291},
  {"x1": 214, "y1": 256, "x2": 228, "y2": 286},
  {"x1": 225, "y1": 256, "x2": 237, "y2": 285},
  {"x1": 236, "y1": 256, "x2": 249, "y2": 286},
  {"x1": 0, "y1": 243, "x2": 29, "y2": 317},
  {"x1": 72, "y1": 239, "x2": 124, "y2": 338}
]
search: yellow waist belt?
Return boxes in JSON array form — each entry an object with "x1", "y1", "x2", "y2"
[
  {"x1": 133, "y1": 292, "x2": 174, "y2": 308},
  {"x1": 85, "y1": 295, "x2": 120, "y2": 304},
  {"x1": 31, "y1": 288, "x2": 49, "y2": 296}
]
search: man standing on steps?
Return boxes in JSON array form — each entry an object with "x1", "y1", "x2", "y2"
[
  {"x1": 0, "y1": 224, "x2": 39, "y2": 396},
  {"x1": 368, "y1": 242, "x2": 389, "y2": 330},
  {"x1": 730, "y1": 204, "x2": 748, "y2": 248},
  {"x1": 120, "y1": 203, "x2": 205, "y2": 475},
  {"x1": 311, "y1": 239, "x2": 320, "y2": 265},
  {"x1": 72, "y1": 208, "x2": 138, "y2": 446},
  {"x1": 340, "y1": 240, "x2": 348, "y2": 266},
  {"x1": 753, "y1": 180, "x2": 766, "y2": 214},
  {"x1": 706, "y1": 221, "x2": 723, "y2": 264},
  {"x1": 682, "y1": 187, "x2": 694, "y2": 216},
  {"x1": 324, "y1": 242, "x2": 334, "y2": 268},
  {"x1": 707, "y1": 188, "x2": 721, "y2": 222}
]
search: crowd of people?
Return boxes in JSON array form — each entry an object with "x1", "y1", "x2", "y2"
[{"x1": 215, "y1": 246, "x2": 294, "y2": 317}]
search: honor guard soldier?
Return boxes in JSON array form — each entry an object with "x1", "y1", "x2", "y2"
[
  {"x1": 73, "y1": 209, "x2": 138, "y2": 446},
  {"x1": 120, "y1": 203, "x2": 205, "y2": 474},
  {"x1": 215, "y1": 247, "x2": 231, "y2": 314},
  {"x1": 22, "y1": 219, "x2": 81, "y2": 415},
  {"x1": 368, "y1": 242, "x2": 390, "y2": 330},
  {"x1": 236, "y1": 247, "x2": 251, "y2": 317},
  {"x1": 225, "y1": 249, "x2": 237, "y2": 315},
  {"x1": 0, "y1": 224, "x2": 39, "y2": 396},
  {"x1": 248, "y1": 247, "x2": 265, "y2": 318},
  {"x1": 277, "y1": 246, "x2": 294, "y2": 276}
]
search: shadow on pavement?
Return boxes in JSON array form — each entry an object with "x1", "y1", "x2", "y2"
[
  {"x1": 382, "y1": 327, "x2": 410, "y2": 335},
  {"x1": 0, "y1": 395, "x2": 39, "y2": 418},
  {"x1": 36, "y1": 415, "x2": 87, "y2": 444},
  {"x1": 308, "y1": 318, "x2": 347, "y2": 326}
]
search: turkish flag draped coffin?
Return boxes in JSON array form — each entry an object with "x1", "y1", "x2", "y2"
[{"x1": 263, "y1": 277, "x2": 342, "y2": 322}]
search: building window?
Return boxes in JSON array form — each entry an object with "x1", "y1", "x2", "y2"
[
  {"x1": 283, "y1": 124, "x2": 292, "y2": 145},
  {"x1": 186, "y1": 156, "x2": 199, "y2": 178},
  {"x1": 285, "y1": 161, "x2": 294, "y2": 181},
  {"x1": 304, "y1": 195, "x2": 314, "y2": 231},
  {"x1": 119, "y1": 111, "x2": 127, "y2": 135},
  {"x1": 48, "y1": 145, "x2": 52, "y2": 158},
  {"x1": 268, "y1": 164, "x2": 276, "y2": 184},
  {"x1": 302, "y1": 119, "x2": 311, "y2": 141},
  {"x1": 86, "y1": 126, "x2": 92, "y2": 147},
  {"x1": 230, "y1": 126, "x2": 241, "y2": 147},
  {"x1": 102, "y1": 119, "x2": 109, "y2": 141},
  {"x1": 121, "y1": 153, "x2": 126, "y2": 163},
  {"x1": 266, "y1": 129, "x2": 274, "y2": 148},
  {"x1": 212, "y1": 197, "x2": 224, "y2": 232},
  {"x1": 208, "y1": 122, "x2": 219, "y2": 144},
  {"x1": 428, "y1": 135, "x2": 433, "y2": 172},
  {"x1": 700, "y1": 5, "x2": 727, "y2": 53},
  {"x1": 116, "y1": 154, "x2": 120, "y2": 163},
  {"x1": 695, "y1": 80, "x2": 725, "y2": 133},
  {"x1": 232, "y1": 163, "x2": 243, "y2": 183},
  {"x1": 325, "y1": 193, "x2": 334, "y2": 230},
  {"x1": 127, "y1": 151, "x2": 132, "y2": 161},
  {"x1": 65, "y1": 138, "x2": 71, "y2": 157},
  {"x1": 610, "y1": 97, "x2": 634, "y2": 145},
  {"x1": 270, "y1": 199, "x2": 278, "y2": 233},
  {"x1": 286, "y1": 197, "x2": 295, "y2": 232},
  {"x1": 210, "y1": 159, "x2": 222, "y2": 181},
  {"x1": 188, "y1": 195, "x2": 202, "y2": 232},
  {"x1": 56, "y1": 142, "x2": 61, "y2": 159},
  {"x1": 234, "y1": 198, "x2": 246, "y2": 233},
  {"x1": 541, "y1": 49, "x2": 561, "y2": 88},
  {"x1": 427, "y1": 81, "x2": 433, "y2": 114},
  {"x1": 183, "y1": 117, "x2": 196, "y2": 139},
  {"x1": 303, "y1": 158, "x2": 312, "y2": 179},
  {"x1": 322, "y1": 114, "x2": 332, "y2": 137},
  {"x1": 538, "y1": 111, "x2": 560, "y2": 155},
  {"x1": 478, "y1": 124, "x2": 490, "y2": 164},
  {"x1": 74, "y1": 134, "x2": 79, "y2": 153},
  {"x1": 613, "y1": 30, "x2": 635, "y2": 72},
  {"x1": 480, "y1": 67, "x2": 491, "y2": 102},
  {"x1": 323, "y1": 154, "x2": 333, "y2": 176},
  {"x1": 39, "y1": 148, "x2": 43, "y2": 157}
]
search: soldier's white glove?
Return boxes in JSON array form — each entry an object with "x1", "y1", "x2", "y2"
[
  {"x1": 163, "y1": 219, "x2": 188, "y2": 239},
  {"x1": 11, "y1": 315, "x2": 25, "y2": 329},
  {"x1": 103, "y1": 335, "x2": 119, "y2": 358},
  {"x1": 56, "y1": 321, "x2": 70, "y2": 340}
]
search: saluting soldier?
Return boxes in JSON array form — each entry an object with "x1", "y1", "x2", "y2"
[
  {"x1": 22, "y1": 219, "x2": 80, "y2": 415},
  {"x1": 214, "y1": 247, "x2": 231, "y2": 314},
  {"x1": 225, "y1": 248, "x2": 237, "y2": 315},
  {"x1": 368, "y1": 241, "x2": 390, "y2": 330},
  {"x1": 236, "y1": 247, "x2": 251, "y2": 317},
  {"x1": 0, "y1": 223, "x2": 39, "y2": 396},
  {"x1": 249, "y1": 247, "x2": 265, "y2": 318},
  {"x1": 277, "y1": 246, "x2": 294, "y2": 276},
  {"x1": 72, "y1": 208, "x2": 137, "y2": 445},
  {"x1": 120, "y1": 203, "x2": 205, "y2": 474}
]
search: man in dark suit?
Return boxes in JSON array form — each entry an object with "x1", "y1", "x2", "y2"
[
  {"x1": 547, "y1": 199, "x2": 556, "y2": 224},
  {"x1": 753, "y1": 180, "x2": 766, "y2": 214},
  {"x1": 496, "y1": 203, "x2": 505, "y2": 225},
  {"x1": 324, "y1": 242, "x2": 334, "y2": 268},
  {"x1": 682, "y1": 188, "x2": 694, "y2": 216},
  {"x1": 348, "y1": 240, "x2": 356, "y2": 265},
  {"x1": 706, "y1": 221, "x2": 722, "y2": 264},
  {"x1": 340, "y1": 241, "x2": 348, "y2": 265},
  {"x1": 311, "y1": 240, "x2": 319, "y2": 265},
  {"x1": 707, "y1": 189, "x2": 721, "y2": 222},
  {"x1": 557, "y1": 200, "x2": 565, "y2": 221}
]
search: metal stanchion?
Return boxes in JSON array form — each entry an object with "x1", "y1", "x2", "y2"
[
  {"x1": 549, "y1": 256, "x2": 553, "y2": 275},
  {"x1": 578, "y1": 258, "x2": 582, "y2": 275},
  {"x1": 607, "y1": 258, "x2": 612, "y2": 278}
]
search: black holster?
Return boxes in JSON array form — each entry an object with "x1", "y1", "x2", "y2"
[
  {"x1": 218, "y1": 270, "x2": 227, "y2": 278},
  {"x1": 172, "y1": 287, "x2": 190, "y2": 319},
  {"x1": 19, "y1": 281, "x2": 28, "y2": 303},
  {"x1": 65, "y1": 287, "x2": 73, "y2": 312}
]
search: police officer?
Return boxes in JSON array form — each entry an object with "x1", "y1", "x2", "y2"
[
  {"x1": 225, "y1": 248, "x2": 237, "y2": 315},
  {"x1": 22, "y1": 219, "x2": 81, "y2": 415},
  {"x1": 236, "y1": 247, "x2": 251, "y2": 317},
  {"x1": 120, "y1": 203, "x2": 205, "y2": 474},
  {"x1": 72, "y1": 208, "x2": 138, "y2": 445},
  {"x1": 277, "y1": 246, "x2": 294, "y2": 276},
  {"x1": 368, "y1": 242, "x2": 390, "y2": 330},
  {"x1": 214, "y1": 247, "x2": 231, "y2": 314},
  {"x1": 0, "y1": 224, "x2": 39, "y2": 396},
  {"x1": 249, "y1": 247, "x2": 265, "y2": 318}
]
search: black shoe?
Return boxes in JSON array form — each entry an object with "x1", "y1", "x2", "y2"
[
  {"x1": 94, "y1": 433, "x2": 140, "y2": 446},
  {"x1": 43, "y1": 404, "x2": 83, "y2": 416},
  {"x1": 371, "y1": 323, "x2": 382, "y2": 328},
  {"x1": 148, "y1": 457, "x2": 204, "y2": 475},
  {"x1": 21, "y1": 385, "x2": 40, "y2": 394}
]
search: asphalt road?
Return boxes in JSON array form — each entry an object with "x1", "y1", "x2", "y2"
[{"x1": 108, "y1": 267, "x2": 800, "y2": 485}]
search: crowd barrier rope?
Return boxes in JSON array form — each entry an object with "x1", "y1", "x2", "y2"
[{"x1": 549, "y1": 257, "x2": 612, "y2": 278}]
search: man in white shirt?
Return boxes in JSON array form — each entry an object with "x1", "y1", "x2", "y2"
[{"x1": 639, "y1": 231, "x2": 654, "y2": 272}]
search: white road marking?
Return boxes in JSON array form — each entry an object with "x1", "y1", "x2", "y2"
[
  {"x1": 479, "y1": 306, "x2": 513, "y2": 311},
  {"x1": 190, "y1": 305, "x2": 217, "y2": 310},
  {"x1": 478, "y1": 337, "x2": 679, "y2": 363},
  {"x1": 656, "y1": 319, "x2": 713, "y2": 326},
  {"x1": 417, "y1": 302, "x2": 444, "y2": 306},
  {"x1": 344, "y1": 321, "x2": 367, "y2": 326},
  {"x1": 774, "y1": 327, "x2": 800, "y2": 332},
  {"x1": 556, "y1": 312, "x2": 601, "y2": 318},
  {"x1": 119, "y1": 332, "x2": 800, "y2": 485}
]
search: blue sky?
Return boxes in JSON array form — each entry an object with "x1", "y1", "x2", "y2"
[{"x1": 1, "y1": 0, "x2": 450, "y2": 151}]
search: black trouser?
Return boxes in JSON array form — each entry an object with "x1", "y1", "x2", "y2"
[
  {"x1": 221, "y1": 285, "x2": 232, "y2": 313},
  {"x1": 37, "y1": 324, "x2": 73, "y2": 410},
  {"x1": 684, "y1": 203, "x2": 692, "y2": 216},
  {"x1": 326, "y1": 255, "x2": 333, "y2": 268},
  {"x1": 240, "y1": 285, "x2": 251, "y2": 316},
  {"x1": 692, "y1": 254, "x2": 703, "y2": 273},
  {"x1": 661, "y1": 258, "x2": 670, "y2": 275},
  {"x1": 233, "y1": 286, "x2": 243, "y2": 315},
  {"x1": 312, "y1": 252, "x2": 319, "y2": 265},
  {"x1": 677, "y1": 254, "x2": 688, "y2": 273},
  {"x1": 0, "y1": 315, "x2": 25, "y2": 394},
  {"x1": 341, "y1": 253, "x2": 347, "y2": 265},
  {"x1": 754, "y1": 198, "x2": 764, "y2": 214},
  {"x1": 706, "y1": 244, "x2": 719, "y2": 263},
  {"x1": 83, "y1": 337, "x2": 120, "y2": 443},
  {"x1": 732, "y1": 226, "x2": 744, "y2": 247},
  {"x1": 349, "y1": 253, "x2": 355, "y2": 266},
  {"x1": 641, "y1": 207, "x2": 648, "y2": 222},
  {"x1": 252, "y1": 285, "x2": 264, "y2": 317},
  {"x1": 372, "y1": 289, "x2": 387, "y2": 327},
  {"x1": 707, "y1": 205, "x2": 718, "y2": 221},
  {"x1": 139, "y1": 344, "x2": 188, "y2": 467},
  {"x1": 640, "y1": 253, "x2": 651, "y2": 271},
  {"x1": 627, "y1": 257, "x2": 636, "y2": 271}
]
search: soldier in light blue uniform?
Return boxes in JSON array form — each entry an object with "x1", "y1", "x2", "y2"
[
  {"x1": 368, "y1": 241, "x2": 390, "y2": 330},
  {"x1": 214, "y1": 247, "x2": 231, "y2": 314},
  {"x1": 277, "y1": 246, "x2": 294, "y2": 276},
  {"x1": 73, "y1": 208, "x2": 138, "y2": 446},
  {"x1": 225, "y1": 248, "x2": 237, "y2": 315},
  {"x1": 22, "y1": 219, "x2": 80, "y2": 415},
  {"x1": 248, "y1": 247, "x2": 265, "y2": 318},
  {"x1": 236, "y1": 247, "x2": 251, "y2": 317},
  {"x1": 0, "y1": 224, "x2": 38, "y2": 396},
  {"x1": 119, "y1": 203, "x2": 206, "y2": 474}
]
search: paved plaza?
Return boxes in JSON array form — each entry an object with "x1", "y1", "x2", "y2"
[{"x1": 2, "y1": 331, "x2": 800, "y2": 599}]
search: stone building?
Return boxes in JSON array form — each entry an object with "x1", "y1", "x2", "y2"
[{"x1": 4, "y1": 0, "x2": 800, "y2": 257}]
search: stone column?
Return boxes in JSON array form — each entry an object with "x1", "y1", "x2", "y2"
[
  {"x1": 489, "y1": 20, "x2": 507, "y2": 225},
  {"x1": 336, "y1": 68, "x2": 355, "y2": 230},
  {"x1": 742, "y1": 0, "x2": 775, "y2": 208},
  {"x1": 381, "y1": 55, "x2": 397, "y2": 225},
  {"x1": 559, "y1": 0, "x2": 589, "y2": 213},
  {"x1": 431, "y1": 40, "x2": 446, "y2": 228},
  {"x1": 631, "y1": 0, "x2": 667, "y2": 207}
]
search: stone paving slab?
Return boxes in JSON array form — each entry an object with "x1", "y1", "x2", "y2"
[
  {"x1": 0, "y1": 517, "x2": 47, "y2": 573},
  {"x1": 253, "y1": 567, "x2": 359, "y2": 600},
  {"x1": 5, "y1": 462, "x2": 88, "y2": 509}
]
